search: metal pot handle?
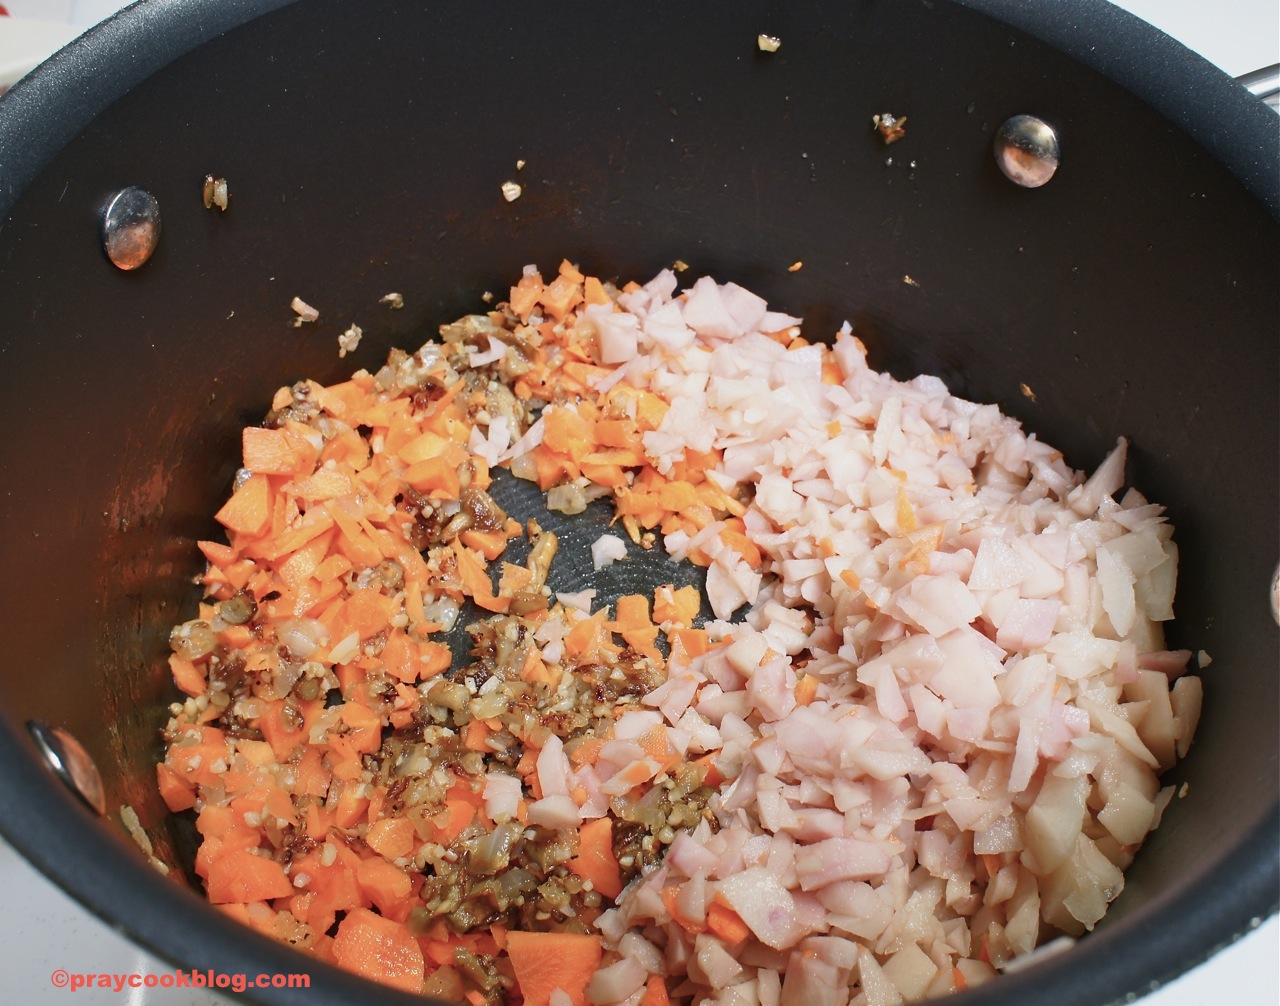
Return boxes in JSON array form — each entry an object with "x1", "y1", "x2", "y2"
[{"x1": 1237, "y1": 63, "x2": 1279, "y2": 111}]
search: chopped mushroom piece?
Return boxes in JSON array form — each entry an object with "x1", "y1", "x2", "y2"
[
  {"x1": 201, "y1": 174, "x2": 230, "y2": 211},
  {"x1": 338, "y1": 324, "x2": 363, "y2": 358},
  {"x1": 873, "y1": 112, "x2": 908, "y2": 144}
]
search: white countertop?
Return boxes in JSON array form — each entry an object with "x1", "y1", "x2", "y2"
[{"x1": 1, "y1": 0, "x2": 1276, "y2": 1003}]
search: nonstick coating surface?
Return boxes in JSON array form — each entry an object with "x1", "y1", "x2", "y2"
[{"x1": 0, "y1": 2, "x2": 1275, "y2": 1005}]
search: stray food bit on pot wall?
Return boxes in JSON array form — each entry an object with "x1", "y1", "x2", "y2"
[
  {"x1": 338, "y1": 324, "x2": 364, "y2": 360},
  {"x1": 873, "y1": 112, "x2": 907, "y2": 145},
  {"x1": 290, "y1": 296, "x2": 319, "y2": 326},
  {"x1": 202, "y1": 174, "x2": 230, "y2": 211},
  {"x1": 159, "y1": 260, "x2": 1201, "y2": 1005}
]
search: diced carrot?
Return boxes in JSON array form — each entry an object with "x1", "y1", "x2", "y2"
[
  {"x1": 795, "y1": 673, "x2": 820, "y2": 707},
  {"x1": 215, "y1": 473, "x2": 272, "y2": 536},
  {"x1": 568, "y1": 819, "x2": 622, "y2": 895},
  {"x1": 294, "y1": 746, "x2": 330, "y2": 799},
  {"x1": 719, "y1": 528, "x2": 762, "y2": 569},
  {"x1": 421, "y1": 931, "x2": 488, "y2": 967},
  {"x1": 452, "y1": 542, "x2": 509, "y2": 613},
  {"x1": 194, "y1": 801, "x2": 240, "y2": 840},
  {"x1": 656, "y1": 480, "x2": 699, "y2": 512},
  {"x1": 693, "y1": 751, "x2": 723, "y2": 788},
  {"x1": 953, "y1": 966, "x2": 968, "y2": 991},
  {"x1": 419, "y1": 640, "x2": 453, "y2": 679},
  {"x1": 156, "y1": 762, "x2": 196, "y2": 812},
  {"x1": 314, "y1": 553, "x2": 353, "y2": 584},
  {"x1": 402, "y1": 455, "x2": 462, "y2": 499},
  {"x1": 379, "y1": 630, "x2": 416, "y2": 685},
  {"x1": 505, "y1": 931, "x2": 602, "y2": 1006},
  {"x1": 249, "y1": 508, "x2": 337, "y2": 562},
  {"x1": 568, "y1": 737, "x2": 605, "y2": 769},
  {"x1": 567, "y1": 817, "x2": 623, "y2": 900},
  {"x1": 564, "y1": 611, "x2": 611, "y2": 659},
  {"x1": 896, "y1": 485, "x2": 919, "y2": 533},
  {"x1": 331, "y1": 783, "x2": 371, "y2": 831},
  {"x1": 206, "y1": 848, "x2": 294, "y2": 904},
  {"x1": 519, "y1": 647, "x2": 562, "y2": 689},
  {"x1": 540, "y1": 273, "x2": 584, "y2": 321},
  {"x1": 510, "y1": 270, "x2": 544, "y2": 319},
  {"x1": 464, "y1": 718, "x2": 493, "y2": 752},
  {"x1": 397, "y1": 430, "x2": 466, "y2": 466},
  {"x1": 242, "y1": 426, "x2": 305, "y2": 475},
  {"x1": 636, "y1": 724, "x2": 680, "y2": 774},
  {"x1": 632, "y1": 391, "x2": 669, "y2": 430},
  {"x1": 168, "y1": 653, "x2": 206, "y2": 698},
  {"x1": 284, "y1": 468, "x2": 355, "y2": 502},
  {"x1": 342, "y1": 587, "x2": 396, "y2": 640},
  {"x1": 332, "y1": 907, "x2": 425, "y2": 994},
  {"x1": 669, "y1": 628, "x2": 710, "y2": 658},
  {"x1": 198, "y1": 539, "x2": 238, "y2": 567},
  {"x1": 217, "y1": 623, "x2": 256, "y2": 651},
  {"x1": 639, "y1": 976, "x2": 671, "y2": 1006},
  {"x1": 542, "y1": 406, "x2": 595, "y2": 457},
  {"x1": 659, "y1": 883, "x2": 705, "y2": 934},
  {"x1": 216, "y1": 901, "x2": 279, "y2": 937},
  {"x1": 422, "y1": 798, "x2": 476, "y2": 847},
  {"x1": 332, "y1": 659, "x2": 366, "y2": 696},
  {"x1": 705, "y1": 901, "x2": 751, "y2": 945},
  {"x1": 339, "y1": 702, "x2": 383, "y2": 756},
  {"x1": 612, "y1": 594, "x2": 652, "y2": 632},
  {"x1": 355, "y1": 857, "x2": 413, "y2": 917},
  {"x1": 277, "y1": 527, "x2": 335, "y2": 591},
  {"x1": 326, "y1": 500, "x2": 385, "y2": 566},
  {"x1": 667, "y1": 586, "x2": 702, "y2": 627},
  {"x1": 459, "y1": 527, "x2": 509, "y2": 561},
  {"x1": 497, "y1": 559, "x2": 532, "y2": 592},
  {"x1": 257, "y1": 699, "x2": 307, "y2": 763},
  {"x1": 165, "y1": 725, "x2": 232, "y2": 789},
  {"x1": 236, "y1": 740, "x2": 276, "y2": 770},
  {"x1": 563, "y1": 363, "x2": 615, "y2": 397},
  {"x1": 594, "y1": 418, "x2": 639, "y2": 450},
  {"x1": 309, "y1": 379, "x2": 359, "y2": 418},
  {"x1": 583, "y1": 275, "x2": 611, "y2": 307},
  {"x1": 558, "y1": 259, "x2": 585, "y2": 284}
]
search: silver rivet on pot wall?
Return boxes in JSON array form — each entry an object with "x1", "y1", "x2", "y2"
[
  {"x1": 101, "y1": 186, "x2": 161, "y2": 270},
  {"x1": 27, "y1": 721, "x2": 106, "y2": 815},
  {"x1": 994, "y1": 115, "x2": 1060, "y2": 188},
  {"x1": 1271, "y1": 561, "x2": 1279, "y2": 625}
]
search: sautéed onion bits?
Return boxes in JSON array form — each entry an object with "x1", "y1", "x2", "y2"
[{"x1": 159, "y1": 261, "x2": 1201, "y2": 1006}]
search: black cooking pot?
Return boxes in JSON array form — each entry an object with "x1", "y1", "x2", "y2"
[{"x1": 0, "y1": 2, "x2": 1275, "y2": 1004}]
